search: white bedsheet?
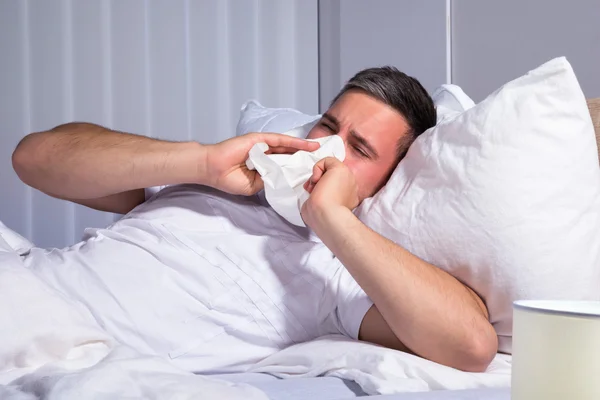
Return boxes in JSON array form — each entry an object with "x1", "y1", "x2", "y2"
[
  {"x1": 0, "y1": 235, "x2": 267, "y2": 400},
  {"x1": 0, "y1": 225, "x2": 510, "y2": 398},
  {"x1": 1, "y1": 346, "x2": 268, "y2": 400},
  {"x1": 249, "y1": 335, "x2": 511, "y2": 396}
]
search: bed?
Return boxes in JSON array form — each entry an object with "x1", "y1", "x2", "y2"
[
  {"x1": 210, "y1": 97, "x2": 600, "y2": 400},
  {"x1": 1, "y1": 99, "x2": 598, "y2": 400},
  {"x1": 215, "y1": 372, "x2": 510, "y2": 399}
]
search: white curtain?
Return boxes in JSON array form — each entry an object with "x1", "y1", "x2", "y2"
[{"x1": 0, "y1": 0, "x2": 318, "y2": 248}]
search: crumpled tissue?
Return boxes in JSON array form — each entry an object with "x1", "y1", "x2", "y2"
[{"x1": 246, "y1": 123, "x2": 345, "y2": 226}]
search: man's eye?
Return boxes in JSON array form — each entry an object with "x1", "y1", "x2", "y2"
[
  {"x1": 320, "y1": 122, "x2": 335, "y2": 132},
  {"x1": 354, "y1": 146, "x2": 369, "y2": 158}
]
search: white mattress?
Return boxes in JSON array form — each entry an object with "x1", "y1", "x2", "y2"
[{"x1": 213, "y1": 373, "x2": 510, "y2": 400}]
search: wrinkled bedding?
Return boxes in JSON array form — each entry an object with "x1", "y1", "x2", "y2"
[
  {"x1": 0, "y1": 235, "x2": 268, "y2": 400},
  {"x1": 215, "y1": 373, "x2": 511, "y2": 400},
  {"x1": 0, "y1": 227, "x2": 511, "y2": 399}
]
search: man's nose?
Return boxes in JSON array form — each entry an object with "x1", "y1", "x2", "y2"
[
  {"x1": 336, "y1": 129, "x2": 349, "y2": 141},
  {"x1": 334, "y1": 131, "x2": 353, "y2": 158}
]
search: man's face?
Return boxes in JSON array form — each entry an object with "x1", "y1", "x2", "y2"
[{"x1": 307, "y1": 90, "x2": 410, "y2": 203}]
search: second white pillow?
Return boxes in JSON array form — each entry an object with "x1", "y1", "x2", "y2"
[{"x1": 356, "y1": 57, "x2": 600, "y2": 353}]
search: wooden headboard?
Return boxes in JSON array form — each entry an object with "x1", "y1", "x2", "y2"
[{"x1": 588, "y1": 98, "x2": 600, "y2": 160}]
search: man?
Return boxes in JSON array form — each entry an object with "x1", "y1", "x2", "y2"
[{"x1": 11, "y1": 67, "x2": 497, "y2": 373}]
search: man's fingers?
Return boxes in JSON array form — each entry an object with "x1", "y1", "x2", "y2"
[
  {"x1": 251, "y1": 173, "x2": 265, "y2": 193},
  {"x1": 321, "y1": 157, "x2": 343, "y2": 169},
  {"x1": 311, "y1": 160, "x2": 326, "y2": 183},
  {"x1": 256, "y1": 133, "x2": 320, "y2": 152},
  {"x1": 266, "y1": 146, "x2": 308, "y2": 155},
  {"x1": 305, "y1": 158, "x2": 330, "y2": 193}
]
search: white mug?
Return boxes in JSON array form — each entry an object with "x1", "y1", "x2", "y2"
[{"x1": 512, "y1": 300, "x2": 600, "y2": 400}]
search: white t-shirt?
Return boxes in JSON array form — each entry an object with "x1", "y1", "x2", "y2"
[{"x1": 23, "y1": 184, "x2": 373, "y2": 373}]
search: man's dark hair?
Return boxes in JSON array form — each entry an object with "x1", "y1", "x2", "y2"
[{"x1": 332, "y1": 66, "x2": 436, "y2": 159}]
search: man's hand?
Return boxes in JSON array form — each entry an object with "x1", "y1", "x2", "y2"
[
  {"x1": 204, "y1": 133, "x2": 319, "y2": 196},
  {"x1": 301, "y1": 157, "x2": 359, "y2": 228}
]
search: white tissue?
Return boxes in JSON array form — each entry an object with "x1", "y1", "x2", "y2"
[{"x1": 246, "y1": 124, "x2": 346, "y2": 226}]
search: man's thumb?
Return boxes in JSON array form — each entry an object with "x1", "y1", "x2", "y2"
[{"x1": 250, "y1": 173, "x2": 265, "y2": 194}]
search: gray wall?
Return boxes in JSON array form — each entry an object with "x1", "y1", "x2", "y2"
[
  {"x1": 320, "y1": 0, "x2": 600, "y2": 106},
  {"x1": 0, "y1": 0, "x2": 318, "y2": 249},
  {"x1": 319, "y1": 0, "x2": 448, "y2": 111},
  {"x1": 2, "y1": 0, "x2": 599, "y2": 249},
  {"x1": 452, "y1": 0, "x2": 600, "y2": 102}
]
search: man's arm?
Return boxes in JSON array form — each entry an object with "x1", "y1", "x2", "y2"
[
  {"x1": 302, "y1": 158, "x2": 498, "y2": 373},
  {"x1": 12, "y1": 123, "x2": 202, "y2": 212},
  {"x1": 12, "y1": 122, "x2": 318, "y2": 214}
]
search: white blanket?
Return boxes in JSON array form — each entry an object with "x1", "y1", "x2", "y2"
[
  {"x1": 249, "y1": 335, "x2": 512, "y2": 395},
  {"x1": 0, "y1": 234, "x2": 267, "y2": 400},
  {"x1": 1, "y1": 346, "x2": 267, "y2": 400},
  {"x1": 1, "y1": 346, "x2": 269, "y2": 400},
  {"x1": 0, "y1": 225, "x2": 511, "y2": 397}
]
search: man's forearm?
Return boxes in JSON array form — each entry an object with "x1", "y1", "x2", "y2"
[
  {"x1": 12, "y1": 123, "x2": 207, "y2": 200},
  {"x1": 311, "y1": 205, "x2": 498, "y2": 371}
]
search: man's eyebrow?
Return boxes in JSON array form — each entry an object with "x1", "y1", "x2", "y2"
[
  {"x1": 321, "y1": 113, "x2": 339, "y2": 127},
  {"x1": 350, "y1": 130, "x2": 379, "y2": 160}
]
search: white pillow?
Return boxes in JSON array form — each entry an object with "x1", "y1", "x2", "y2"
[
  {"x1": 235, "y1": 88, "x2": 463, "y2": 136},
  {"x1": 356, "y1": 57, "x2": 600, "y2": 353},
  {"x1": 431, "y1": 84, "x2": 475, "y2": 122},
  {"x1": 236, "y1": 100, "x2": 320, "y2": 137}
]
